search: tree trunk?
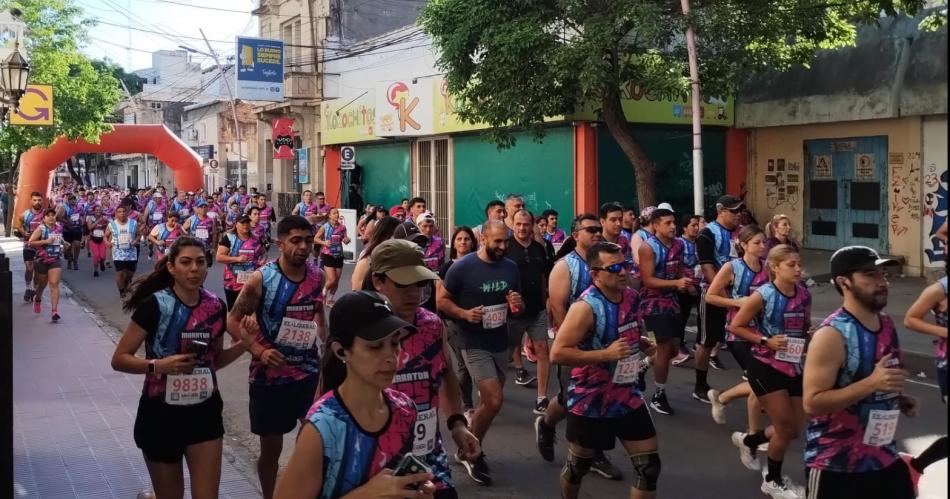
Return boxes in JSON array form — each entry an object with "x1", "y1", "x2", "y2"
[{"x1": 601, "y1": 87, "x2": 657, "y2": 210}]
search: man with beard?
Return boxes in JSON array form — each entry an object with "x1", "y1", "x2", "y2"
[
  {"x1": 802, "y1": 246, "x2": 917, "y2": 499},
  {"x1": 13, "y1": 192, "x2": 45, "y2": 301},
  {"x1": 438, "y1": 220, "x2": 524, "y2": 486}
]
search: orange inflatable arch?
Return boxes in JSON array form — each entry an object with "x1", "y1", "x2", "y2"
[{"x1": 12, "y1": 124, "x2": 203, "y2": 219}]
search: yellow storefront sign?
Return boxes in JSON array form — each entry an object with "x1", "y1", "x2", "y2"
[
  {"x1": 320, "y1": 92, "x2": 377, "y2": 145},
  {"x1": 11, "y1": 84, "x2": 54, "y2": 126}
]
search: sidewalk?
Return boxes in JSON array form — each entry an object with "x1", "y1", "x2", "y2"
[{"x1": 5, "y1": 238, "x2": 260, "y2": 499}]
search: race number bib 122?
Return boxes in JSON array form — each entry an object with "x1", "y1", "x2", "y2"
[
  {"x1": 613, "y1": 352, "x2": 642, "y2": 385},
  {"x1": 776, "y1": 337, "x2": 806, "y2": 364},
  {"x1": 165, "y1": 367, "x2": 213, "y2": 406},
  {"x1": 412, "y1": 408, "x2": 438, "y2": 456},
  {"x1": 481, "y1": 304, "x2": 508, "y2": 329},
  {"x1": 863, "y1": 409, "x2": 900, "y2": 447},
  {"x1": 276, "y1": 317, "x2": 318, "y2": 350}
]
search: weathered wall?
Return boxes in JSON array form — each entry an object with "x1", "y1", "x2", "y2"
[
  {"x1": 330, "y1": 0, "x2": 425, "y2": 44},
  {"x1": 746, "y1": 117, "x2": 925, "y2": 275},
  {"x1": 922, "y1": 116, "x2": 948, "y2": 272}
]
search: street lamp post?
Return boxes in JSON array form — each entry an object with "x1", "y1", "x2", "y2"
[{"x1": 0, "y1": 40, "x2": 32, "y2": 121}]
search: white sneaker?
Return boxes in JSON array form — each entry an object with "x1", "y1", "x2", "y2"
[
  {"x1": 760, "y1": 468, "x2": 804, "y2": 498},
  {"x1": 731, "y1": 432, "x2": 761, "y2": 471},
  {"x1": 760, "y1": 477, "x2": 802, "y2": 499},
  {"x1": 708, "y1": 389, "x2": 726, "y2": 424}
]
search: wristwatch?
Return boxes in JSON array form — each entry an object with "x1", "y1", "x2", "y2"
[
  {"x1": 147, "y1": 359, "x2": 156, "y2": 374},
  {"x1": 758, "y1": 337, "x2": 768, "y2": 347}
]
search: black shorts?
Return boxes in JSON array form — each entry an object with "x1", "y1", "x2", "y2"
[
  {"x1": 566, "y1": 404, "x2": 656, "y2": 451},
  {"x1": 938, "y1": 364, "x2": 947, "y2": 400},
  {"x1": 205, "y1": 251, "x2": 214, "y2": 269},
  {"x1": 642, "y1": 314, "x2": 685, "y2": 343},
  {"x1": 556, "y1": 363, "x2": 572, "y2": 405},
  {"x1": 727, "y1": 340, "x2": 754, "y2": 372},
  {"x1": 249, "y1": 375, "x2": 318, "y2": 435},
  {"x1": 63, "y1": 229, "x2": 83, "y2": 243},
  {"x1": 114, "y1": 260, "x2": 138, "y2": 272},
  {"x1": 698, "y1": 287, "x2": 727, "y2": 347},
  {"x1": 807, "y1": 459, "x2": 915, "y2": 499},
  {"x1": 747, "y1": 357, "x2": 803, "y2": 397},
  {"x1": 678, "y1": 292, "x2": 697, "y2": 322},
  {"x1": 133, "y1": 391, "x2": 224, "y2": 464},
  {"x1": 320, "y1": 254, "x2": 344, "y2": 269},
  {"x1": 225, "y1": 288, "x2": 239, "y2": 310},
  {"x1": 22, "y1": 247, "x2": 36, "y2": 262},
  {"x1": 34, "y1": 259, "x2": 61, "y2": 274}
]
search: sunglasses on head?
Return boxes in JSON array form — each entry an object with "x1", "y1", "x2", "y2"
[
  {"x1": 591, "y1": 261, "x2": 633, "y2": 273},
  {"x1": 580, "y1": 226, "x2": 603, "y2": 234}
]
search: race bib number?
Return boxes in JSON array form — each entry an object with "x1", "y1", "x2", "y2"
[
  {"x1": 92, "y1": 229, "x2": 104, "y2": 238},
  {"x1": 195, "y1": 227, "x2": 210, "y2": 240},
  {"x1": 152, "y1": 213, "x2": 163, "y2": 221},
  {"x1": 553, "y1": 242, "x2": 564, "y2": 254},
  {"x1": 613, "y1": 352, "x2": 643, "y2": 385},
  {"x1": 51, "y1": 233, "x2": 62, "y2": 245},
  {"x1": 863, "y1": 409, "x2": 899, "y2": 447},
  {"x1": 70, "y1": 213, "x2": 80, "y2": 222},
  {"x1": 165, "y1": 367, "x2": 213, "y2": 406},
  {"x1": 276, "y1": 318, "x2": 319, "y2": 350},
  {"x1": 235, "y1": 271, "x2": 254, "y2": 284},
  {"x1": 776, "y1": 337, "x2": 806, "y2": 364},
  {"x1": 412, "y1": 408, "x2": 438, "y2": 456},
  {"x1": 180, "y1": 208, "x2": 190, "y2": 217},
  {"x1": 482, "y1": 304, "x2": 508, "y2": 329}
]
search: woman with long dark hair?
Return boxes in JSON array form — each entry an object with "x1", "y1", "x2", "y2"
[
  {"x1": 351, "y1": 216, "x2": 401, "y2": 291},
  {"x1": 111, "y1": 237, "x2": 247, "y2": 499},
  {"x1": 274, "y1": 291, "x2": 436, "y2": 499}
]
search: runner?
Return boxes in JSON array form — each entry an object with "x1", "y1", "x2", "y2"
[
  {"x1": 56, "y1": 194, "x2": 84, "y2": 270},
  {"x1": 438, "y1": 226, "x2": 478, "y2": 419},
  {"x1": 417, "y1": 212, "x2": 444, "y2": 271},
  {"x1": 314, "y1": 207, "x2": 349, "y2": 302},
  {"x1": 472, "y1": 200, "x2": 505, "y2": 240},
  {"x1": 170, "y1": 191, "x2": 191, "y2": 220},
  {"x1": 542, "y1": 209, "x2": 567, "y2": 247},
  {"x1": 251, "y1": 194, "x2": 277, "y2": 241},
  {"x1": 550, "y1": 241, "x2": 660, "y2": 499},
  {"x1": 105, "y1": 204, "x2": 143, "y2": 296},
  {"x1": 505, "y1": 210, "x2": 553, "y2": 413},
  {"x1": 600, "y1": 202, "x2": 632, "y2": 263},
  {"x1": 537, "y1": 214, "x2": 623, "y2": 481},
  {"x1": 272, "y1": 291, "x2": 436, "y2": 499},
  {"x1": 622, "y1": 207, "x2": 638, "y2": 241},
  {"x1": 693, "y1": 195, "x2": 744, "y2": 402},
  {"x1": 111, "y1": 237, "x2": 247, "y2": 499},
  {"x1": 28, "y1": 209, "x2": 65, "y2": 321},
  {"x1": 803, "y1": 246, "x2": 916, "y2": 499},
  {"x1": 227, "y1": 215, "x2": 326, "y2": 499},
  {"x1": 145, "y1": 192, "x2": 168, "y2": 260},
  {"x1": 672, "y1": 213, "x2": 702, "y2": 367},
  {"x1": 629, "y1": 206, "x2": 655, "y2": 290},
  {"x1": 351, "y1": 216, "x2": 402, "y2": 291},
  {"x1": 765, "y1": 214, "x2": 799, "y2": 253},
  {"x1": 80, "y1": 190, "x2": 98, "y2": 257},
  {"x1": 228, "y1": 185, "x2": 251, "y2": 213},
  {"x1": 408, "y1": 196, "x2": 428, "y2": 223},
  {"x1": 148, "y1": 213, "x2": 183, "y2": 260},
  {"x1": 371, "y1": 239, "x2": 482, "y2": 499},
  {"x1": 437, "y1": 220, "x2": 523, "y2": 485},
  {"x1": 312, "y1": 191, "x2": 331, "y2": 220},
  {"x1": 637, "y1": 208, "x2": 689, "y2": 415},
  {"x1": 390, "y1": 204, "x2": 407, "y2": 222},
  {"x1": 182, "y1": 199, "x2": 218, "y2": 268},
  {"x1": 291, "y1": 190, "x2": 316, "y2": 217},
  {"x1": 86, "y1": 205, "x2": 110, "y2": 277},
  {"x1": 13, "y1": 191, "x2": 45, "y2": 302},
  {"x1": 730, "y1": 245, "x2": 810, "y2": 498},
  {"x1": 216, "y1": 214, "x2": 267, "y2": 310},
  {"x1": 247, "y1": 206, "x2": 272, "y2": 252}
]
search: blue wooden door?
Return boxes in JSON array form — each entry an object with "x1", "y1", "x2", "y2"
[{"x1": 804, "y1": 136, "x2": 889, "y2": 250}]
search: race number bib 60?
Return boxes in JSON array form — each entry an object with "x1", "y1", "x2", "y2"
[
  {"x1": 481, "y1": 304, "x2": 508, "y2": 329},
  {"x1": 165, "y1": 367, "x2": 213, "y2": 406},
  {"x1": 613, "y1": 352, "x2": 642, "y2": 385},
  {"x1": 276, "y1": 318, "x2": 318, "y2": 350},
  {"x1": 863, "y1": 409, "x2": 900, "y2": 446},
  {"x1": 412, "y1": 408, "x2": 438, "y2": 456},
  {"x1": 776, "y1": 337, "x2": 806, "y2": 364},
  {"x1": 195, "y1": 228, "x2": 210, "y2": 240}
]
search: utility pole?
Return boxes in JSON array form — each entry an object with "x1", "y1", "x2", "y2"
[
  {"x1": 199, "y1": 29, "x2": 245, "y2": 187},
  {"x1": 681, "y1": 0, "x2": 704, "y2": 215}
]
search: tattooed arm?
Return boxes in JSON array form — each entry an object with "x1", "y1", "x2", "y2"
[{"x1": 227, "y1": 271, "x2": 264, "y2": 348}]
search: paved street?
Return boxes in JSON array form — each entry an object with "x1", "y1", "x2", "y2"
[{"x1": 8, "y1": 239, "x2": 933, "y2": 498}]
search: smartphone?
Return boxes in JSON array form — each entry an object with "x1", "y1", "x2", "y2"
[
  {"x1": 188, "y1": 340, "x2": 209, "y2": 359},
  {"x1": 392, "y1": 453, "x2": 431, "y2": 477}
]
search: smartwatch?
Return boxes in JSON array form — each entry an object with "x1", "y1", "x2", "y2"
[
  {"x1": 758, "y1": 337, "x2": 768, "y2": 347},
  {"x1": 147, "y1": 359, "x2": 156, "y2": 374}
]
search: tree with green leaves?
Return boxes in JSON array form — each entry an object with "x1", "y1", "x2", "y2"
[{"x1": 421, "y1": 0, "x2": 931, "y2": 209}]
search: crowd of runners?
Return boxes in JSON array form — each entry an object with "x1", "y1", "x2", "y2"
[{"x1": 10, "y1": 183, "x2": 949, "y2": 499}]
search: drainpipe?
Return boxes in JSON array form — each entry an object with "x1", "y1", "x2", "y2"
[{"x1": 681, "y1": 0, "x2": 704, "y2": 214}]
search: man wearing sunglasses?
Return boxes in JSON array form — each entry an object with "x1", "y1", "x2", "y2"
[
  {"x1": 693, "y1": 195, "x2": 744, "y2": 403},
  {"x1": 536, "y1": 214, "x2": 624, "y2": 480},
  {"x1": 551, "y1": 242, "x2": 660, "y2": 499}
]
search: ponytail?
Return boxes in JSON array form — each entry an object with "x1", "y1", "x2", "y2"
[
  {"x1": 122, "y1": 236, "x2": 206, "y2": 312},
  {"x1": 316, "y1": 335, "x2": 354, "y2": 396}
]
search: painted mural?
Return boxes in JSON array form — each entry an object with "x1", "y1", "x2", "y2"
[{"x1": 923, "y1": 164, "x2": 948, "y2": 265}]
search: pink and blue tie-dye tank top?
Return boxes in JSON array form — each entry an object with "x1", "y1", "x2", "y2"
[
  {"x1": 320, "y1": 222, "x2": 347, "y2": 258},
  {"x1": 750, "y1": 282, "x2": 811, "y2": 377},
  {"x1": 186, "y1": 214, "x2": 216, "y2": 250},
  {"x1": 141, "y1": 288, "x2": 227, "y2": 400},
  {"x1": 629, "y1": 229, "x2": 652, "y2": 279},
  {"x1": 726, "y1": 258, "x2": 770, "y2": 342},
  {"x1": 564, "y1": 251, "x2": 592, "y2": 304},
  {"x1": 422, "y1": 235, "x2": 444, "y2": 271},
  {"x1": 545, "y1": 228, "x2": 567, "y2": 244},
  {"x1": 935, "y1": 277, "x2": 948, "y2": 368},
  {"x1": 567, "y1": 286, "x2": 645, "y2": 418},
  {"x1": 805, "y1": 308, "x2": 902, "y2": 473},
  {"x1": 36, "y1": 223, "x2": 64, "y2": 264},
  {"x1": 307, "y1": 388, "x2": 416, "y2": 499},
  {"x1": 392, "y1": 308, "x2": 452, "y2": 490},
  {"x1": 222, "y1": 233, "x2": 266, "y2": 291},
  {"x1": 639, "y1": 237, "x2": 685, "y2": 317},
  {"x1": 251, "y1": 261, "x2": 325, "y2": 385}
]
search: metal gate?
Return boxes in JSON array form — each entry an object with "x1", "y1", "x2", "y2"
[{"x1": 413, "y1": 137, "x2": 453, "y2": 234}]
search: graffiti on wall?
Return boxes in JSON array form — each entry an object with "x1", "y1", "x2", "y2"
[
  {"x1": 889, "y1": 152, "x2": 921, "y2": 238},
  {"x1": 765, "y1": 159, "x2": 800, "y2": 209},
  {"x1": 923, "y1": 163, "x2": 948, "y2": 265}
]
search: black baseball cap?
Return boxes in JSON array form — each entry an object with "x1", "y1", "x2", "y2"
[
  {"x1": 236, "y1": 214, "x2": 252, "y2": 224},
  {"x1": 329, "y1": 291, "x2": 417, "y2": 342},
  {"x1": 393, "y1": 221, "x2": 429, "y2": 246},
  {"x1": 829, "y1": 246, "x2": 898, "y2": 278},
  {"x1": 716, "y1": 195, "x2": 744, "y2": 211}
]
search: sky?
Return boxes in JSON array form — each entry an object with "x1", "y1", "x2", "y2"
[{"x1": 77, "y1": 0, "x2": 261, "y2": 72}]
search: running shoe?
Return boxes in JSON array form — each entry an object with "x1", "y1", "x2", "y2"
[
  {"x1": 100, "y1": 261, "x2": 106, "y2": 272},
  {"x1": 671, "y1": 351, "x2": 691, "y2": 367},
  {"x1": 731, "y1": 432, "x2": 762, "y2": 471},
  {"x1": 33, "y1": 297, "x2": 41, "y2": 314},
  {"x1": 591, "y1": 451, "x2": 623, "y2": 480},
  {"x1": 533, "y1": 397, "x2": 550, "y2": 416},
  {"x1": 692, "y1": 389, "x2": 711, "y2": 404},
  {"x1": 515, "y1": 368, "x2": 536, "y2": 387},
  {"x1": 709, "y1": 355, "x2": 727, "y2": 370},
  {"x1": 900, "y1": 453, "x2": 921, "y2": 497},
  {"x1": 650, "y1": 390, "x2": 674, "y2": 416},
  {"x1": 636, "y1": 363, "x2": 649, "y2": 392},
  {"x1": 51, "y1": 310, "x2": 60, "y2": 322},
  {"x1": 709, "y1": 389, "x2": 727, "y2": 424},
  {"x1": 23, "y1": 288, "x2": 34, "y2": 302},
  {"x1": 535, "y1": 416, "x2": 556, "y2": 462},
  {"x1": 460, "y1": 454, "x2": 492, "y2": 485},
  {"x1": 760, "y1": 477, "x2": 801, "y2": 499},
  {"x1": 761, "y1": 468, "x2": 805, "y2": 498},
  {"x1": 93, "y1": 270, "x2": 99, "y2": 277},
  {"x1": 523, "y1": 337, "x2": 538, "y2": 363}
]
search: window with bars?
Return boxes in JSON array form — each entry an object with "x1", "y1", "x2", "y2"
[{"x1": 413, "y1": 138, "x2": 453, "y2": 237}]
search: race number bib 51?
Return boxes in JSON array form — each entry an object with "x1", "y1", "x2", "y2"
[
  {"x1": 276, "y1": 318, "x2": 319, "y2": 350},
  {"x1": 776, "y1": 337, "x2": 806, "y2": 364},
  {"x1": 412, "y1": 408, "x2": 438, "y2": 456},
  {"x1": 613, "y1": 352, "x2": 642, "y2": 385},
  {"x1": 863, "y1": 409, "x2": 900, "y2": 446},
  {"x1": 481, "y1": 304, "x2": 508, "y2": 329},
  {"x1": 165, "y1": 367, "x2": 213, "y2": 406}
]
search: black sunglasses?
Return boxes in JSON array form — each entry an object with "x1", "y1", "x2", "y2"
[
  {"x1": 580, "y1": 226, "x2": 603, "y2": 234},
  {"x1": 591, "y1": 261, "x2": 633, "y2": 273}
]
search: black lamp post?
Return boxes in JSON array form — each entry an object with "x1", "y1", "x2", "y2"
[{"x1": 0, "y1": 41, "x2": 31, "y2": 118}]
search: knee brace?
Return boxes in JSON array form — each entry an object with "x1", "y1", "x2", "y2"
[
  {"x1": 630, "y1": 451, "x2": 661, "y2": 492},
  {"x1": 560, "y1": 451, "x2": 594, "y2": 485}
]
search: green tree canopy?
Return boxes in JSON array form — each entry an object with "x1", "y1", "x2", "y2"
[{"x1": 422, "y1": 0, "x2": 930, "y2": 209}]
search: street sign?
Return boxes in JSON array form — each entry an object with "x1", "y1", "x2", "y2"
[
  {"x1": 11, "y1": 84, "x2": 53, "y2": 126},
  {"x1": 297, "y1": 148, "x2": 310, "y2": 184},
  {"x1": 235, "y1": 36, "x2": 284, "y2": 101},
  {"x1": 209, "y1": 159, "x2": 219, "y2": 169},
  {"x1": 340, "y1": 145, "x2": 356, "y2": 170}
]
